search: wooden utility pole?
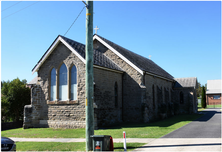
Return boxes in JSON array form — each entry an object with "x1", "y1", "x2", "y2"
[{"x1": 85, "y1": 1, "x2": 94, "y2": 151}]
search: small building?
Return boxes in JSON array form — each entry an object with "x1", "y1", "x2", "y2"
[
  {"x1": 206, "y1": 80, "x2": 221, "y2": 105},
  {"x1": 174, "y1": 77, "x2": 198, "y2": 113}
]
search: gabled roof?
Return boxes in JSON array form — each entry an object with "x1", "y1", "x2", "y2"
[
  {"x1": 174, "y1": 77, "x2": 197, "y2": 89},
  {"x1": 33, "y1": 34, "x2": 175, "y2": 81},
  {"x1": 94, "y1": 34, "x2": 174, "y2": 81},
  {"x1": 32, "y1": 35, "x2": 122, "y2": 74},
  {"x1": 206, "y1": 79, "x2": 221, "y2": 94}
]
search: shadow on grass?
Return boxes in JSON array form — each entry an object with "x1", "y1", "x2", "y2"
[{"x1": 99, "y1": 109, "x2": 220, "y2": 129}]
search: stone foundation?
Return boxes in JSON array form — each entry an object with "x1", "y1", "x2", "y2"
[{"x1": 39, "y1": 120, "x2": 85, "y2": 129}]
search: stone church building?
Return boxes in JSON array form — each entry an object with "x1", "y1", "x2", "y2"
[{"x1": 23, "y1": 34, "x2": 198, "y2": 129}]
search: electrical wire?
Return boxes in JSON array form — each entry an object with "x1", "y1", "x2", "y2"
[
  {"x1": 64, "y1": 6, "x2": 86, "y2": 36},
  {"x1": 1, "y1": 1, "x2": 22, "y2": 12},
  {"x1": 2, "y1": 1, "x2": 40, "y2": 20}
]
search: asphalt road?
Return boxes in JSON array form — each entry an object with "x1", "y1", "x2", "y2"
[{"x1": 162, "y1": 108, "x2": 221, "y2": 138}]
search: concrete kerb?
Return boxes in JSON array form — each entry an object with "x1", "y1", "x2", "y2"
[{"x1": 10, "y1": 137, "x2": 155, "y2": 143}]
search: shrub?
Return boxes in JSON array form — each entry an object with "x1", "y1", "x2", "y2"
[{"x1": 201, "y1": 86, "x2": 206, "y2": 108}]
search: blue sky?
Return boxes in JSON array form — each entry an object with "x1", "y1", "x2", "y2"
[{"x1": 1, "y1": 1, "x2": 221, "y2": 86}]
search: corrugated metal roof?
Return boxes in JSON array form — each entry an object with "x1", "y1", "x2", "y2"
[
  {"x1": 174, "y1": 77, "x2": 197, "y2": 88},
  {"x1": 206, "y1": 80, "x2": 221, "y2": 94},
  {"x1": 95, "y1": 35, "x2": 174, "y2": 80}
]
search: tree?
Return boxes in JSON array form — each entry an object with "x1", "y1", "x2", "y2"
[
  {"x1": 201, "y1": 86, "x2": 206, "y2": 108},
  {"x1": 1, "y1": 81, "x2": 10, "y2": 122},
  {"x1": 1, "y1": 78, "x2": 31, "y2": 122}
]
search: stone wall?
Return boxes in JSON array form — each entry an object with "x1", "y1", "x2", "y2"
[
  {"x1": 24, "y1": 42, "x2": 125, "y2": 129},
  {"x1": 144, "y1": 74, "x2": 173, "y2": 122},
  {"x1": 23, "y1": 42, "x2": 87, "y2": 129},
  {"x1": 173, "y1": 87, "x2": 197, "y2": 114},
  {"x1": 94, "y1": 40, "x2": 144, "y2": 122},
  {"x1": 23, "y1": 85, "x2": 43, "y2": 128},
  {"x1": 94, "y1": 67, "x2": 123, "y2": 127}
]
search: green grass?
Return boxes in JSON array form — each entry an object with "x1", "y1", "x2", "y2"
[
  {"x1": 95, "y1": 114, "x2": 202, "y2": 138},
  {"x1": 206, "y1": 104, "x2": 221, "y2": 108},
  {"x1": 2, "y1": 128, "x2": 86, "y2": 138},
  {"x1": 16, "y1": 142, "x2": 145, "y2": 151},
  {"x1": 198, "y1": 103, "x2": 221, "y2": 111},
  {"x1": 2, "y1": 113, "x2": 203, "y2": 138}
]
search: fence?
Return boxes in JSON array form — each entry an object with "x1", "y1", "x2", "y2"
[{"x1": 1, "y1": 121, "x2": 23, "y2": 131}]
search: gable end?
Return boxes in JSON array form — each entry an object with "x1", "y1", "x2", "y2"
[{"x1": 32, "y1": 36, "x2": 86, "y2": 74}]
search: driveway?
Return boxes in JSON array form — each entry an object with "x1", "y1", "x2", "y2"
[
  {"x1": 134, "y1": 108, "x2": 222, "y2": 151},
  {"x1": 162, "y1": 108, "x2": 221, "y2": 138}
]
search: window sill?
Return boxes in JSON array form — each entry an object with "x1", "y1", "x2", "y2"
[{"x1": 47, "y1": 100, "x2": 78, "y2": 105}]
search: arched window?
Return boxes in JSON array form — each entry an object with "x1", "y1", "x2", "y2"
[
  {"x1": 180, "y1": 91, "x2": 184, "y2": 104},
  {"x1": 153, "y1": 85, "x2": 155, "y2": 109},
  {"x1": 50, "y1": 68, "x2": 56, "y2": 101},
  {"x1": 71, "y1": 65, "x2": 77, "y2": 100},
  {"x1": 59, "y1": 63, "x2": 68, "y2": 101},
  {"x1": 115, "y1": 82, "x2": 118, "y2": 108}
]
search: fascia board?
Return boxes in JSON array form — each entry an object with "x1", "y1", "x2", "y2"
[
  {"x1": 32, "y1": 36, "x2": 86, "y2": 74},
  {"x1": 146, "y1": 72, "x2": 174, "y2": 82},
  {"x1": 94, "y1": 35, "x2": 144, "y2": 75}
]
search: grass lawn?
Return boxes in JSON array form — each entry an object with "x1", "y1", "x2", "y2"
[
  {"x1": 2, "y1": 113, "x2": 203, "y2": 138},
  {"x1": 198, "y1": 103, "x2": 221, "y2": 111},
  {"x1": 206, "y1": 104, "x2": 221, "y2": 108},
  {"x1": 16, "y1": 142, "x2": 145, "y2": 151},
  {"x1": 95, "y1": 114, "x2": 202, "y2": 138}
]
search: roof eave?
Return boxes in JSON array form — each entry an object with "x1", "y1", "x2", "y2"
[{"x1": 146, "y1": 71, "x2": 174, "y2": 82}]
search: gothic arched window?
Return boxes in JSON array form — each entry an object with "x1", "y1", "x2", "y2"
[
  {"x1": 59, "y1": 63, "x2": 68, "y2": 101},
  {"x1": 50, "y1": 68, "x2": 56, "y2": 101},
  {"x1": 71, "y1": 65, "x2": 77, "y2": 100}
]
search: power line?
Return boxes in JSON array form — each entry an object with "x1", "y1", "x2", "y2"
[
  {"x1": 2, "y1": 1, "x2": 40, "y2": 20},
  {"x1": 64, "y1": 6, "x2": 86, "y2": 36},
  {"x1": 1, "y1": 1, "x2": 22, "y2": 12}
]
